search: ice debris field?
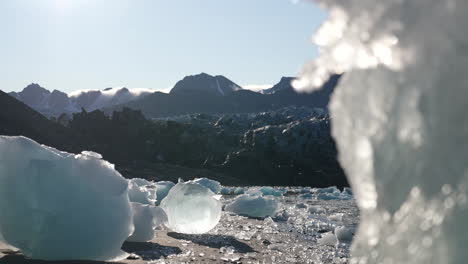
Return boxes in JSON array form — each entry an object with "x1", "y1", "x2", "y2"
[{"x1": 0, "y1": 136, "x2": 356, "y2": 263}]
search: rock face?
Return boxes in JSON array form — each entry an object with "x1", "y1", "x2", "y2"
[
  {"x1": 8, "y1": 73, "x2": 342, "y2": 119},
  {"x1": 150, "y1": 106, "x2": 346, "y2": 187},
  {"x1": 114, "y1": 74, "x2": 342, "y2": 119},
  {"x1": 262, "y1": 77, "x2": 296, "y2": 94},
  {"x1": 170, "y1": 73, "x2": 241, "y2": 96},
  {"x1": 0, "y1": 89, "x2": 78, "y2": 152}
]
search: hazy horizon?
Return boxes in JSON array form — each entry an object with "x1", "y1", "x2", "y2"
[{"x1": 1, "y1": 0, "x2": 326, "y2": 93}]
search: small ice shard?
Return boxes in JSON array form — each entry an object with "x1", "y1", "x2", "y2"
[
  {"x1": 155, "y1": 181, "x2": 175, "y2": 205},
  {"x1": 316, "y1": 192, "x2": 342, "y2": 200},
  {"x1": 328, "y1": 213, "x2": 344, "y2": 222},
  {"x1": 128, "y1": 178, "x2": 157, "y2": 205},
  {"x1": 258, "y1": 186, "x2": 284, "y2": 197},
  {"x1": 233, "y1": 187, "x2": 245, "y2": 195},
  {"x1": 225, "y1": 194, "x2": 278, "y2": 218},
  {"x1": 0, "y1": 136, "x2": 133, "y2": 261},
  {"x1": 296, "y1": 203, "x2": 308, "y2": 209},
  {"x1": 314, "y1": 186, "x2": 340, "y2": 194},
  {"x1": 342, "y1": 187, "x2": 353, "y2": 196},
  {"x1": 309, "y1": 205, "x2": 326, "y2": 215},
  {"x1": 190, "y1": 178, "x2": 222, "y2": 194},
  {"x1": 335, "y1": 226, "x2": 354, "y2": 243},
  {"x1": 160, "y1": 182, "x2": 221, "y2": 234},
  {"x1": 318, "y1": 232, "x2": 338, "y2": 246},
  {"x1": 220, "y1": 187, "x2": 233, "y2": 195},
  {"x1": 80, "y1": 151, "x2": 103, "y2": 159},
  {"x1": 127, "y1": 203, "x2": 167, "y2": 242},
  {"x1": 300, "y1": 193, "x2": 314, "y2": 199}
]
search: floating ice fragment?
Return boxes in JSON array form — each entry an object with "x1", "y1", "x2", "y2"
[
  {"x1": 334, "y1": 226, "x2": 354, "y2": 243},
  {"x1": 225, "y1": 194, "x2": 278, "y2": 218},
  {"x1": 258, "y1": 186, "x2": 284, "y2": 197},
  {"x1": 127, "y1": 203, "x2": 167, "y2": 242},
  {"x1": 300, "y1": 193, "x2": 314, "y2": 199},
  {"x1": 318, "y1": 232, "x2": 338, "y2": 246},
  {"x1": 128, "y1": 178, "x2": 157, "y2": 205},
  {"x1": 328, "y1": 213, "x2": 344, "y2": 222},
  {"x1": 0, "y1": 136, "x2": 133, "y2": 261},
  {"x1": 314, "y1": 186, "x2": 340, "y2": 194},
  {"x1": 296, "y1": 203, "x2": 308, "y2": 209},
  {"x1": 233, "y1": 187, "x2": 245, "y2": 195},
  {"x1": 160, "y1": 182, "x2": 221, "y2": 234},
  {"x1": 309, "y1": 205, "x2": 326, "y2": 215},
  {"x1": 220, "y1": 187, "x2": 233, "y2": 195},
  {"x1": 190, "y1": 178, "x2": 222, "y2": 194},
  {"x1": 342, "y1": 187, "x2": 353, "y2": 196},
  {"x1": 155, "y1": 181, "x2": 175, "y2": 205}
]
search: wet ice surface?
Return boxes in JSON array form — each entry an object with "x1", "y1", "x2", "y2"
[
  {"x1": 0, "y1": 187, "x2": 358, "y2": 264},
  {"x1": 130, "y1": 188, "x2": 358, "y2": 264}
]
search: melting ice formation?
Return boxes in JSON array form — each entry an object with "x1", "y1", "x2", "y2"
[
  {"x1": 0, "y1": 136, "x2": 133, "y2": 261},
  {"x1": 161, "y1": 181, "x2": 222, "y2": 234},
  {"x1": 0, "y1": 136, "x2": 222, "y2": 261},
  {"x1": 296, "y1": 0, "x2": 468, "y2": 263},
  {"x1": 225, "y1": 194, "x2": 279, "y2": 218}
]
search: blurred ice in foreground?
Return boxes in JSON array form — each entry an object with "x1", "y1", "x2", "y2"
[{"x1": 297, "y1": 0, "x2": 468, "y2": 263}]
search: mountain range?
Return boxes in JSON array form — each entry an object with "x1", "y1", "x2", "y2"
[
  {"x1": 0, "y1": 90, "x2": 78, "y2": 151},
  {"x1": 8, "y1": 73, "x2": 342, "y2": 118},
  {"x1": 0, "y1": 75, "x2": 347, "y2": 187}
]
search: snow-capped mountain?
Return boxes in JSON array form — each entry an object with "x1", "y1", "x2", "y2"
[
  {"x1": 9, "y1": 84, "x2": 154, "y2": 117},
  {"x1": 68, "y1": 87, "x2": 154, "y2": 112},
  {"x1": 262, "y1": 77, "x2": 296, "y2": 94},
  {"x1": 170, "y1": 73, "x2": 242, "y2": 96}
]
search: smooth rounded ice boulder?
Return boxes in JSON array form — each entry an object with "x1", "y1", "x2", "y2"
[{"x1": 160, "y1": 182, "x2": 222, "y2": 234}]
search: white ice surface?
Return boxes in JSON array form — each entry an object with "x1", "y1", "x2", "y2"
[
  {"x1": 191, "y1": 178, "x2": 222, "y2": 194},
  {"x1": 127, "y1": 203, "x2": 167, "y2": 242},
  {"x1": 128, "y1": 178, "x2": 157, "y2": 205},
  {"x1": 0, "y1": 136, "x2": 133, "y2": 261}
]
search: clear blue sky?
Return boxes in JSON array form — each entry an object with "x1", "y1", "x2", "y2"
[{"x1": 0, "y1": 0, "x2": 327, "y2": 93}]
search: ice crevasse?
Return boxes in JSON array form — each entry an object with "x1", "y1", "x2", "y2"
[{"x1": 296, "y1": 0, "x2": 468, "y2": 263}]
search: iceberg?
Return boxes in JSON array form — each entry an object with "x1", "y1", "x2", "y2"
[
  {"x1": 225, "y1": 194, "x2": 278, "y2": 218},
  {"x1": 0, "y1": 136, "x2": 133, "y2": 261},
  {"x1": 160, "y1": 182, "x2": 221, "y2": 234}
]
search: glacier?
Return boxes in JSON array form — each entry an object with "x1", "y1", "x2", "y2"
[
  {"x1": 0, "y1": 136, "x2": 133, "y2": 261},
  {"x1": 296, "y1": 0, "x2": 468, "y2": 263}
]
